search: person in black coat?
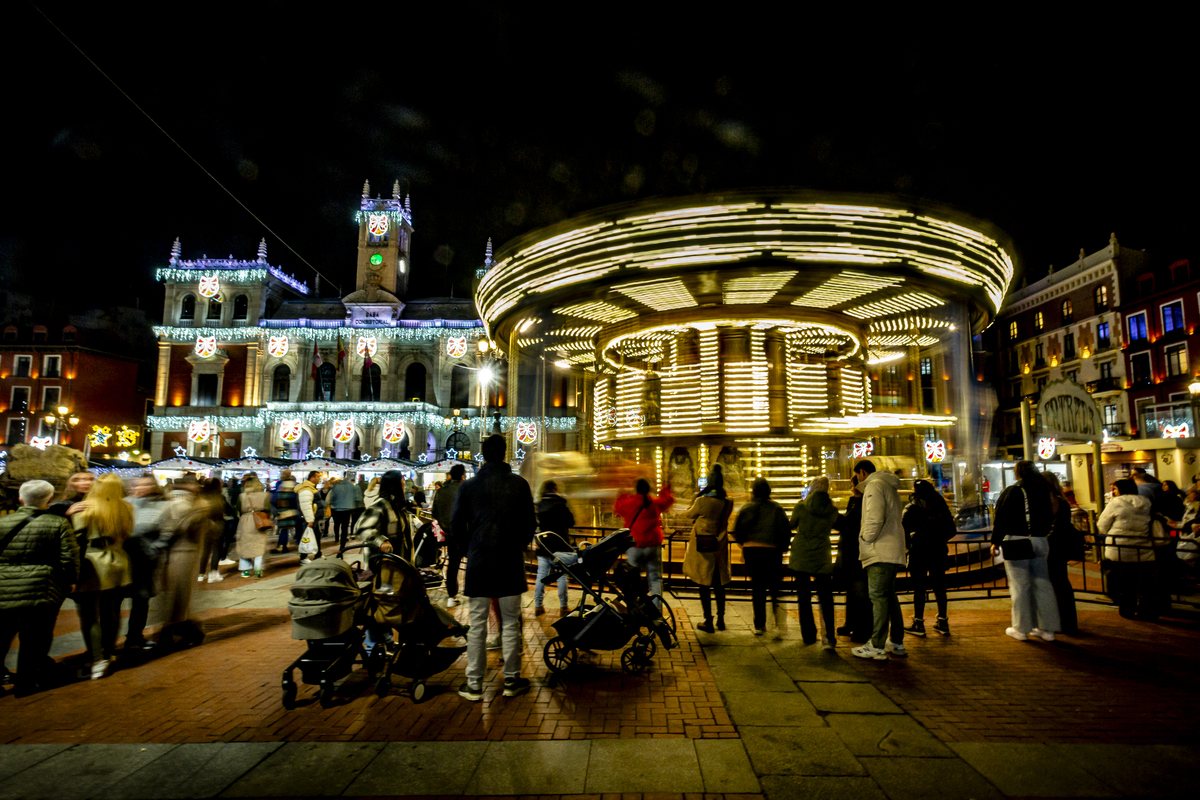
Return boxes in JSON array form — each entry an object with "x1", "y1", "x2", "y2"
[
  {"x1": 533, "y1": 481, "x2": 576, "y2": 615},
  {"x1": 902, "y1": 480, "x2": 955, "y2": 637},
  {"x1": 834, "y1": 477, "x2": 872, "y2": 644},
  {"x1": 450, "y1": 434, "x2": 536, "y2": 701}
]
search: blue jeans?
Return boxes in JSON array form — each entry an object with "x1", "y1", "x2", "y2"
[
  {"x1": 535, "y1": 552, "x2": 577, "y2": 608},
  {"x1": 626, "y1": 545, "x2": 663, "y2": 606},
  {"x1": 867, "y1": 562, "x2": 904, "y2": 649},
  {"x1": 364, "y1": 622, "x2": 393, "y2": 655},
  {"x1": 238, "y1": 556, "x2": 263, "y2": 572}
]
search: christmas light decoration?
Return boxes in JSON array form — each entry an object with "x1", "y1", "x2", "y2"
[
  {"x1": 332, "y1": 419, "x2": 355, "y2": 442},
  {"x1": 154, "y1": 323, "x2": 483, "y2": 343},
  {"x1": 379, "y1": 447, "x2": 392, "y2": 458},
  {"x1": 447, "y1": 337, "x2": 467, "y2": 358},
  {"x1": 1037, "y1": 437, "x2": 1057, "y2": 459},
  {"x1": 924, "y1": 439, "x2": 947, "y2": 462},
  {"x1": 243, "y1": 446, "x2": 257, "y2": 458},
  {"x1": 369, "y1": 253, "x2": 384, "y2": 266},
  {"x1": 198, "y1": 276, "x2": 220, "y2": 298},
  {"x1": 513, "y1": 447, "x2": 526, "y2": 461},
  {"x1": 356, "y1": 336, "x2": 377, "y2": 358},
  {"x1": 173, "y1": 444, "x2": 188, "y2": 457},
  {"x1": 280, "y1": 419, "x2": 302, "y2": 442},
  {"x1": 382, "y1": 420, "x2": 404, "y2": 443},
  {"x1": 418, "y1": 453, "x2": 428, "y2": 463},
  {"x1": 368, "y1": 214, "x2": 389, "y2": 236},
  {"x1": 516, "y1": 421, "x2": 537, "y2": 444},
  {"x1": 116, "y1": 426, "x2": 138, "y2": 448},
  {"x1": 307, "y1": 447, "x2": 326, "y2": 459},
  {"x1": 360, "y1": 453, "x2": 372, "y2": 461},
  {"x1": 89, "y1": 426, "x2": 112, "y2": 447},
  {"x1": 146, "y1": 409, "x2": 578, "y2": 434},
  {"x1": 852, "y1": 441, "x2": 874, "y2": 458},
  {"x1": 1164, "y1": 423, "x2": 1189, "y2": 439},
  {"x1": 188, "y1": 421, "x2": 210, "y2": 443},
  {"x1": 474, "y1": 453, "x2": 484, "y2": 463},
  {"x1": 30, "y1": 437, "x2": 53, "y2": 450},
  {"x1": 268, "y1": 336, "x2": 289, "y2": 357},
  {"x1": 195, "y1": 337, "x2": 217, "y2": 357}
]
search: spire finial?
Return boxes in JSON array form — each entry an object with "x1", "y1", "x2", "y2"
[
  {"x1": 392, "y1": 180, "x2": 400, "y2": 199},
  {"x1": 1079, "y1": 247, "x2": 1085, "y2": 260},
  {"x1": 258, "y1": 237, "x2": 268, "y2": 262},
  {"x1": 404, "y1": 193, "x2": 411, "y2": 215},
  {"x1": 1047, "y1": 264, "x2": 1054, "y2": 275},
  {"x1": 1110, "y1": 231, "x2": 1119, "y2": 255},
  {"x1": 362, "y1": 179, "x2": 370, "y2": 197},
  {"x1": 169, "y1": 237, "x2": 182, "y2": 265},
  {"x1": 484, "y1": 237, "x2": 494, "y2": 267}
]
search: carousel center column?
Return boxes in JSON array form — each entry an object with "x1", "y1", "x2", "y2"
[
  {"x1": 766, "y1": 327, "x2": 789, "y2": 434},
  {"x1": 506, "y1": 328, "x2": 521, "y2": 459}
]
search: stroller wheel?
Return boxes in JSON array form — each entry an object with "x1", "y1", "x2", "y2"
[
  {"x1": 635, "y1": 635, "x2": 657, "y2": 661},
  {"x1": 375, "y1": 676, "x2": 391, "y2": 698},
  {"x1": 411, "y1": 681, "x2": 427, "y2": 703},
  {"x1": 621, "y1": 647, "x2": 650, "y2": 676},
  {"x1": 281, "y1": 681, "x2": 297, "y2": 710},
  {"x1": 543, "y1": 636, "x2": 577, "y2": 673},
  {"x1": 319, "y1": 682, "x2": 336, "y2": 708}
]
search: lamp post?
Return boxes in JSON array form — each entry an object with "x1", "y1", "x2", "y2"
[
  {"x1": 43, "y1": 405, "x2": 80, "y2": 446},
  {"x1": 1187, "y1": 380, "x2": 1200, "y2": 437}
]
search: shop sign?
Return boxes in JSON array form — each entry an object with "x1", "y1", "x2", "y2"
[
  {"x1": 1101, "y1": 442, "x2": 1124, "y2": 452},
  {"x1": 1035, "y1": 379, "x2": 1101, "y2": 442}
]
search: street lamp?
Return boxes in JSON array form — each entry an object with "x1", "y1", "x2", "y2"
[
  {"x1": 1188, "y1": 380, "x2": 1200, "y2": 436},
  {"x1": 43, "y1": 404, "x2": 80, "y2": 445}
]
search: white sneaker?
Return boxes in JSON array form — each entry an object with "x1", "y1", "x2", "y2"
[
  {"x1": 91, "y1": 659, "x2": 111, "y2": 680},
  {"x1": 852, "y1": 643, "x2": 888, "y2": 661},
  {"x1": 446, "y1": 596, "x2": 458, "y2": 608},
  {"x1": 885, "y1": 640, "x2": 908, "y2": 657},
  {"x1": 218, "y1": 559, "x2": 237, "y2": 566},
  {"x1": 1006, "y1": 627, "x2": 1029, "y2": 641},
  {"x1": 197, "y1": 574, "x2": 207, "y2": 582},
  {"x1": 1030, "y1": 629, "x2": 1056, "y2": 641},
  {"x1": 207, "y1": 570, "x2": 224, "y2": 583}
]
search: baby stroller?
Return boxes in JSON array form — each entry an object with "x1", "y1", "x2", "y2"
[
  {"x1": 282, "y1": 557, "x2": 372, "y2": 709},
  {"x1": 538, "y1": 528, "x2": 678, "y2": 677},
  {"x1": 368, "y1": 551, "x2": 468, "y2": 702}
]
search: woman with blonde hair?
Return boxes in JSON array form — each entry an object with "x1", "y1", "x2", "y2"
[
  {"x1": 74, "y1": 473, "x2": 134, "y2": 679},
  {"x1": 236, "y1": 475, "x2": 273, "y2": 577}
]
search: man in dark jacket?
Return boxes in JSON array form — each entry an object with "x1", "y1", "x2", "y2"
[
  {"x1": 534, "y1": 480, "x2": 576, "y2": 615},
  {"x1": 450, "y1": 435, "x2": 536, "y2": 701},
  {"x1": 1, "y1": 480, "x2": 80, "y2": 696},
  {"x1": 328, "y1": 476, "x2": 360, "y2": 550},
  {"x1": 432, "y1": 464, "x2": 466, "y2": 607}
]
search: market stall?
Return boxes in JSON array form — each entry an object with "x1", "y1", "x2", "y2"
[
  {"x1": 414, "y1": 458, "x2": 477, "y2": 491},
  {"x1": 88, "y1": 459, "x2": 147, "y2": 480},
  {"x1": 217, "y1": 455, "x2": 295, "y2": 483},
  {"x1": 286, "y1": 456, "x2": 356, "y2": 479},
  {"x1": 148, "y1": 456, "x2": 224, "y2": 484}
]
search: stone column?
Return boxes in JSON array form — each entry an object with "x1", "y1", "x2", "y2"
[
  {"x1": 244, "y1": 343, "x2": 260, "y2": 407},
  {"x1": 826, "y1": 361, "x2": 843, "y2": 416},
  {"x1": 506, "y1": 330, "x2": 521, "y2": 458},
  {"x1": 155, "y1": 342, "x2": 171, "y2": 407},
  {"x1": 766, "y1": 328, "x2": 788, "y2": 432},
  {"x1": 296, "y1": 340, "x2": 312, "y2": 403}
]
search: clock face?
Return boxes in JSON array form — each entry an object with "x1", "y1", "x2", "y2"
[{"x1": 369, "y1": 253, "x2": 383, "y2": 266}]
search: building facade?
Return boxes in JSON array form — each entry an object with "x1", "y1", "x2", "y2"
[{"x1": 147, "y1": 182, "x2": 584, "y2": 462}]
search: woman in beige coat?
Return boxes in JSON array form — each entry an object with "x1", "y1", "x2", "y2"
[
  {"x1": 73, "y1": 474, "x2": 134, "y2": 679},
  {"x1": 682, "y1": 467, "x2": 734, "y2": 632},
  {"x1": 236, "y1": 475, "x2": 272, "y2": 577}
]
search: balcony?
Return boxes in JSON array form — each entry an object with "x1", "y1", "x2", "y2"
[
  {"x1": 1102, "y1": 422, "x2": 1127, "y2": 438},
  {"x1": 1087, "y1": 377, "x2": 1123, "y2": 394},
  {"x1": 1096, "y1": 338, "x2": 1112, "y2": 352},
  {"x1": 1140, "y1": 403, "x2": 1194, "y2": 439}
]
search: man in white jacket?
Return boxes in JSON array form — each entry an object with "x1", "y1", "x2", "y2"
[
  {"x1": 852, "y1": 460, "x2": 909, "y2": 660},
  {"x1": 295, "y1": 471, "x2": 322, "y2": 563}
]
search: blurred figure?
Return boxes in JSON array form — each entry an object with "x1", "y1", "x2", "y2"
[
  {"x1": 219, "y1": 474, "x2": 242, "y2": 567},
  {"x1": 1160, "y1": 480, "x2": 1186, "y2": 523},
  {"x1": 0, "y1": 480, "x2": 79, "y2": 697},
  {"x1": 790, "y1": 476, "x2": 839, "y2": 646},
  {"x1": 328, "y1": 476, "x2": 360, "y2": 551},
  {"x1": 195, "y1": 479, "x2": 227, "y2": 582},
  {"x1": 272, "y1": 470, "x2": 300, "y2": 554},
  {"x1": 433, "y1": 464, "x2": 466, "y2": 607},
  {"x1": 363, "y1": 476, "x2": 381, "y2": 508},
  {"x1": 851, "y1": 460, "x2": 908, "y2": 661},
  {"x1": 1044, "y1": 472, "x2": 1081, "y2": 635},
  {"x1": 48, "y1": 471, "x2": 95, "y2": 518},
  {"x1": 236, "y1": 475, "x2": 272, "y2": 578},
  {"x1": 902, "y1": 480, "x2": 955, "y2": 638},
  {"x1": 124, "y1": 476, "x2": 169, "y2": 650},
  {"x1": 615, "y1": 478, "x2": 673, "y2": 611},
  {"x1": 834, "y1": 476, "x2": 871, "y2": 643},
  {"x1": 535, "y1": 480, "x2": 577, "y2": 615},
  {"x1": 1097, "y1": 478, "x2": 1160, "y2": 620},
  {"x1": 157, "y1": 477, "x2": 204, "y2": 651},
  {"x1": 74, "y1": 474, "x2": 134, "y2": 679},
  {"x1": 992, "y1": 461, "x2": 1061, "y2": 640},
  {"x1": 683, "y1": 467, "x2": 733, "y2": 633},
  {"x1": 733, "y1": 478, "x2": 790, "y2": 635},
  {"x1": 354, "y1": 475, "x2": 368, "y2": 528}
]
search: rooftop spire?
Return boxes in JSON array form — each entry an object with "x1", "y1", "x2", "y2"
[
  {"x1": 169, "y1": 237, "x2": 182, "y2": 265},
  {"x1": 362, "y1": 179, "x2": 370, "y2": 197},
  {"x1": 404, "y1": 194, "x2": 411, "y2": 216},
  {"x1": 1110, "y1": 231, "x2": 1119, "y2": 255},
  {"x1": 258, "y1": 238, "x2": 268, "y2": 262},
  {"x1": 484, "y1": 237, "x2": 494, "y2": 267},
  {"x1": 392, "y1": 180, "x2": 400, "y2": 199}
]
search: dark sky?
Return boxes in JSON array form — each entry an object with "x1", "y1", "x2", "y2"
[{"x1": 3, "y1": 6, "x2": 1194, "y2": 322}]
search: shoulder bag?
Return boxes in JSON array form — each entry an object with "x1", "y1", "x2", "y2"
[
  {"x1": 253, "y1": 510, "x2": 273, "y2": 531},
  {"x1": 1000, "y1": 488, "x2": 1035, "y2": 561}
]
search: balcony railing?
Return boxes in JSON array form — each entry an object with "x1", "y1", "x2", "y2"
[
  {"x1": 1140, "y1": 403, "x2": 1194, "y2": 438},
  {"x1": 1102, "y1": 422, "x2": 1126, "y2": 438},
  {"x1": 1087, "y1": 377, "x2": 1123, "y2": 393}
]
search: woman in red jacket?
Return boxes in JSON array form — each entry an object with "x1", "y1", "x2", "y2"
[{"x1": 615, "y1": 479, "x2": 674, "y2": 606}]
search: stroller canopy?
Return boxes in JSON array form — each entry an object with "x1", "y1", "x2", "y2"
[{"x1": 288, "y1": 558, "x2": 364, "y2": 640}]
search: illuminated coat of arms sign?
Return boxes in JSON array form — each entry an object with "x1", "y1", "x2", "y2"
[
  {"x1": 333, "y1": 419, "x2": 355, "y2": 442},
  {"x1": 625, "y1": 410, "x2": 645, "y2": 428},
  {"x1": 852, "y1": 441, "x2": 874, "y2": 459},
  {"x1": 356, "y1": 336, "x2": 377, "y2": 358},
  {"x1": 30, "y1": 436, "x2": 53, "y2": 450},
  {"x1": 924, "y1": 439, "x2": 947, "y2": 463},
  {"x1": 1037, "y1": 437, "x2": 1057, "y2": 459},
  {"x1": 516, "y1": 421, "x2": 537, "y2": 444},
  {"x1": 198, "y1": 276, "x2": 220, "y2": 298},
  {"x1": 188, "y1": 420, "x2": 210, "y2": 443},
  {"x1": 447, "y1": 337, "x2": 467, "y2": 358},
  {"x1": 368, "y1": 213, "x2": 389, "y2": 236},
  {"x1": 268, "y1": 336, "x2": 289, "y2": 357},
  {"x1": 1164, "y1": 423, "x2": 1190, "y2": 439},
  {"x1": 382, "y1": 420, "x2": 404, "y2": 443},
  {"x1": 195, "y1": 336, "x2": 217, "y2": 358},
  {"x1": 605, "y1": 408, "x2": 618, "y2": 428},
  {"x1": 279, "y1": 419, "x2": 302, "y2": 443}
]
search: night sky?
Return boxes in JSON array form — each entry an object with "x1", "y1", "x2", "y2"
[{"x1": 3, "y1": 6, "x2": 1193, "y2": 321}]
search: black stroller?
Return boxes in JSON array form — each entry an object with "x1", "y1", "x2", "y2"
[
  {"x1": 537, "y1": 528, "x2": 678, "y2": 676},
  {"x1": 368, "y1": 551, "x2": 468, "y2": 702},
  {"x1": 282, "y1": 557, "x2": 372, "y2": 709}
]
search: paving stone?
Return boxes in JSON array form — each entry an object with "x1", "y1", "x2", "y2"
[
  {"x1": 739, "y1": 727, "x2": 864, "y2": 777},
  {"x1": 950, "y1": 743, "x2": 1119, "y2": 797},
  {"x1": 759, "y1": 775, "x2": 888, "y2": 800},
  {"x1": 220, "y1": 742, "x2": 384, "y2": 797},
  {"x1": 694, "y1": 739, "x2": 760, "y2": 793},
  {"x1": 1049, "y1": 744, "x2": 1199, "y2": 797},
  {"x1": 701, "y1": 646, "x2": 778, "y2": 666},
  {"x1": 467, "y1": 740, "x2": 590, "y2": 795},
  {"x1": 825, "y1": 715, "x2": 954, "y2": 758},
  {"x1": 774, "y1": 657, "x2": 868, "y2": 683},
  {"x1": 723, "y1": 692, "x2": 825, "y2": 727},
  {"x1": 102, "y1": 742, "x2": 283, "y2": 799},
  {"x1": 344, "y1": 741, "x2": 489, "y2": 796},
  {"x1": 860, "y1": 756, "x2": 1004, "y2": 800},
  {"x1": 0, "y1": 745, "x2": 73, "y2": 783},
  {"x1": 709, "y1": 664, "x2": 797, "y2": 692},
  {"x1": 797, "y1": 682, "x2": 902, "y2": 714},
  {"x1": 586, "y1": 739, "x2": 702, "y2": 793},
  {"x1": 0, "y1": 743, "x2": 178, "y2": 800}
]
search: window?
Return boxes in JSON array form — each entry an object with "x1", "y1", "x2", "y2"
[
  {"x1": 2, "y1": 326, "x2": 15, "y2": 342},
  {"x1": 1061, "y1": 299, "x2": 1073, "y2": 325},
  {"x1": 1008, "y1": 351, "x2": 1019, "y2": 375},
  {"x1": 450, "y1": 365, "x2": 471, "y2": 408},
  {"x1": 196, "y1": 374, "x2": 218, "y2": 406},
  {"x1": 61, "y1": 326, "x2": 76, "y2": 342},
  {"x1": 14, "y1": 356, "x2": 31, "y2": 378},
  {"x1": 43, "y1": 355, "x2": 61, "y2": 378},
  {"x1": 206, "y1": 298, "x2": 222, "y2": 320},
  {"x1": 1166, "y1": 344, "x2": 1188, "y2": 377},
  {"x1": 1065, "y1": 370, "x2": 1077, "y2": 383},
  {"x1": 1095, "y1": 285, "x2": 1109, "y2": 313},
  {"x1": 1008, "y1": 320, "x2": 1018, "y2": 341},
  {"x1": 360, "y1": 363, "x2": 382, "y2": 401},
  {"x1": 919, "y1": 357, "x2": 932, "y2": 376},
  {"x1": 180, "y1": 294, "x2": 196, "y2": 321},
  {"x1": 1162, "y1": 300, "x2": 1184, "y2": 334},
  {"x1": 1104, "y1": 404, "x2": 1118, "y2": 425},
  {"x1": 1035, "y1": 343, "x2": 1044, "y2": 364},
  {"x1": 1033, "y1": 311, "x2": 1044, "y2": 332},
  {"x1": 1037, "y1": 376, "x2": 1048, "y2": 391},
  {"x1": 404, "y1": 363, "x2": 427, "y2": 402},
  {"x1": 314, "y1": 362, "x2": 336, "y2": 401},
  {"x1": 233, "y1": 294, "x2": 249, "y2": 320},
  {"x1": 10, "y1": 387, "x2": 30, "y2": 413},
  {"x1": 42, "y1": 387, "x2": 60, "y2": 412},
  {"x1": 1100, "y1": 360, "x2": 1114, "y2": 379},
  {"x1": 1131, "y1": 352, "x2": 1152, "y2": 386},
  {"x1": 1098, "y1": 322, "x2": 1110, "y2": 348},
  {"x1": 1009, "y1": 380, "x2": 1022, "y2": 399},
  {"x1": 1064, "y1": 332, "x2": 1076, "y2": 361},
  {"x1": 32, "y1": 326, "x2": 46, "y2": 343},
  {"x1": 6, "y1": 418, "x2": 26, "y2": 444},
  {"x1": 271, "y1": 364, "x2": 291, "y2": 402},
  {"x1": 1128, "y1": 313, "x2": 1148, "y2": 343}
]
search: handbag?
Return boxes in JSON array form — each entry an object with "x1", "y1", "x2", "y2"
[
  {"x1": 695, "y1": 534, "x2": 720, "y2": 553},
  {"x1": 1000, "y1": 487, "x2": 1035, "y2": 561},
  {"x1": 252, "y1": 510, "x2": 273, "y2": 531}
]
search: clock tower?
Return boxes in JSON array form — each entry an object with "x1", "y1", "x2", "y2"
[{"x1": 355, "y1": 179, "x2": 413, "y2": 297}]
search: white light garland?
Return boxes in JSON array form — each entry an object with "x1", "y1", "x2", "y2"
[
  {"x1": 153, "y1": 324, "x2": 484, "y2": 343},
  {"x1": 243, "y1": 446, "x2": 257, "y2": 458},
  {"x1": 147, "y1": 410, "x2": 578, "y2": 433},
  {"x1": 173, "y1": 444, "x2": 187, "y2": 457}
]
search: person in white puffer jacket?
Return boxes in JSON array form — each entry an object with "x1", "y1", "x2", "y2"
[
  {"x1": 852, "y1": 461, "x2": 908, "y2": 661},
  {"x1": 1097, "y1": 479, "x2": 1161, "y2": 620}
]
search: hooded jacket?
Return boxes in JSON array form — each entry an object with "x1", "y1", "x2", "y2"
[
  {"x1": 451, "y1": 461, "x2": 537, "y2": 598},
  {"x1": 858, "y1": 471, "x2": 906, "y2": 567},
  {"x1": 295, "y1": 480, "x2": 319, "y2": 526},
  {"x1": 1096, "y1": 494, "x2": 1158, "y2": 562},
  {"x1": 614, "y1": 485, "x2": 673, "y2": 547},
  {"x1": 789, "y1": 491, "x2": 839, "y2": 573}
]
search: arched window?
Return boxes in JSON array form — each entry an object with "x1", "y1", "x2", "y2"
[
  {"x1": 314, "y1": 362, "x2": 336, "y2": 401},
  {"x1": 1061, "y1": 299, "x2": 1073, "y2": 325},
  {"x1": 271, "y1": 364, "x2": 291, "y2": 402},
  {"x1": 233, "y1": 294, "x2": 249, "y2": 320},
  {"x1": 360, "y1": 363, "x2": 382, "y2": 401},
  {"x1": 206, "y1": 298, "x2": 222, "y2": 320},
  {"x1": 1094, "y1": 284, "x2": 1109, "y2": 312},
  {"x1": 405, "y1": 363, "x2": 427, "y2": 402},
  {"x1": 450, "y1": 364, "x2": 471, "y2": 408},
  {"x1": 181, "y1": 294, "x2": 196, "y2": 320}
]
